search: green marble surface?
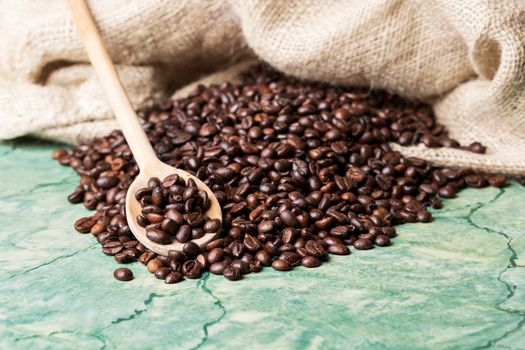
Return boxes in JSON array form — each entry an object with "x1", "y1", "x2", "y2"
[{"x1": 1, "y1": 140, "x2": 524, "y2": 350}]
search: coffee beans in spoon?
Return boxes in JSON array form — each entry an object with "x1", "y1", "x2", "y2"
[
  {"x1": 135, "y1": 174, "x2": 221, "y2": 245},
  {"x1": 59, "y1": 63, "x2": 509, "y2": 284}
]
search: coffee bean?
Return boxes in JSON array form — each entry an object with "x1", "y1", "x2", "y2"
[
  {"x1": 301, "y1": 256, "x2": 321, "y2": 268},
  {"x1": 279, "y1": 210, "x2": 299, "y2": 227},
  {"x1": 466, "y1": 142, "x2": 486, "y2": 154},
  {"x1": 139, "y1": 251, "x2": 156, "y2": 265},
  {"x1": 330, "y1": 226, "x2": 350, "y2": 238},
  {"x1": 328, "y1": 244, "x2": 350, "y2": 255},
  {"x1": 147, "y1": 258, "x2": 164, "y2": 273},
  {"x1": 146, "y1": 228, "x2": 171, "y2": 245},
  {"x1": 279, "y1": 251, "x2": 302, "y2": 266},
  {"x1": 67, "y1": 188, "x2": 84, "y2": 203},
  {"x1": 207, "y1": 247, "x2": 224, "y2": 264},
  {"x1": 243, "y1": 234, "x2": 261, "y2": 252},
  {"x1": 374, "y1": 235, "x2": 391, "y2": 247},
  {"x1": 231, "y1": 259, "x2": 250, "y2": 274},
  {"x1": 113, "y1": 268, "x2": 133, "y2": 281},
  {"x1": 90, "y1": 222, "x2": 106, "y2": 235},
  {"x1": 203, "y1": 218, "x2": 221, "y2": 233},
  {"x1": 176, "y1": 225, "x2": 192, "y2": 243},
  {"x1": 305, "y1": 240, "x2": 327, "y2": 258},
  {"x1": 272, "y1": 259, "x2": 291, "y2": 271},
  {"x1": 438, "y1": 185, "x2": 456, "y2": 198},
  {"x1": 182, "y1": 260, "x2": 202, "y2": 279},
  {"x1": 52, "y1": 147, "x2": 68, "y2": 160},
  {"x1": 486, "y1": 174, "x2": 507, "y2": 187},
  {"x1": 255, "y1": 250, "x2": 272, "y2": 266},
  {"x1": 353, "y1": 238, "x2": 373, "y2": 250},
  {"x1": 74, "y1": 217, "x2": 96, "y2": 233},
  {"x1": 223, "y1": 266, "x2": 242, "y2": 281},
  {"x1": 155, "y1": 267, "x2": 171, "y2": 280},
  {"x1": 165, "y1": 272, "x2": 183, "y2": 284},
  {"x1": 114, "y1": 251, "x2": 134, "y2": 263},
  {"x1": 210, "y1": 262, "x2": 227, "y2": 275},
  {"x1": 417, "y1": 211, "x2": 432, "y2": 223},
  {"x1": 183, "y1": 242, "x2": 200, "y2": 259},
  {"x1": 96, "y1": 176, "x2": 119, "y2": 189},
  {"x1": 102, "y1": 240, "x2": 123, "y2": 255},
  {"x1": 465, "y1": 175, "x2": 487, "y2": 188}
]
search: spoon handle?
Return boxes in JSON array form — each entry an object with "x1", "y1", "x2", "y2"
[{"x1": 67, "y1": 0, "x2": 157, "y2": 171}]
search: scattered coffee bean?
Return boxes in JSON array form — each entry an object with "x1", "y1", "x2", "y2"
[
  {"x1": 272, "y1": 259, "x2": 291, "y2": 271},
  {"x1": 353, "y1": 238, "x2": 373, "y2": 250},
  {"x1": 74, "y1": 217, "x2": 96, "y2": 233},
  {"x1": 113, "y1": 268, "x2": 133, "y2": 281},
  {"x1": 165, "y1": 272, "x2": 183, "y2": 284},
  {"x1": 328, "y1": 244, "x2": 350, "y2": 255},
  {"x1": 223, "y1": 266, "x2": 242, "y2": 281},
  {"x1": 301, "y1": 256, "x2": 321, "y2": 268},
  {"x1": 147, "y1": 258, "x2": 163, "y2": 273},
  {"x1": 375, "y1": 235, "x2": 391, "y2": 247}
]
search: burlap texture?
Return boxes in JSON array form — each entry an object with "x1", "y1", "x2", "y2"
[{"x1": 1, "y1": 0, "x2": 524, "y2": 174}]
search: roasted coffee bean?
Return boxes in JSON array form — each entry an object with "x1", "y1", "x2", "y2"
[
  {"x1": 147, "y1": 258, "x2": 164, "y2": 273},
  {"x1": 375, "y1": 235, "x2": 391, "y2": 247},
  {"x1": 210, "y1": 262, "x2": 227, "y2": 275},
  {"x1": 203, "y1": 218, "x2": 221, "y2": 233},
  {"x1": 102, "y1": 241, "x2": 123, "y2": 255},
  {"x1": 272, "y1": 259, "x2": 291, "y2": 271},
  {"x1": 161, "y1": 219, "x2": 178, "y2": 235},
  {"x1": 68, "y1": 188, "x2": 84, "y2": 204},
  {"x1": 176, "y1": 225, "x2": 192, "y2": 243},
  {"x1": 96, "y1": 176, "x2": 119, "y2": 189},
  {"x1": 182, "y1": 260, "x2": 202, "y2": 279},
  {"x1": 243, "y1": 234, "x2": 261, "y2": 252},
  {"x1": 165, "y1": 272, "x2": 183, "y2": 284},
  {"x1": 279, "y1": 251, "x2": 302, "y2": 266},
  {"x1": 417, "y1": 211, "x2": 432, "y2": 223},
  {"x1": 487, "y1": 175, "x2": 507, "y2": 188},
  {"x1": 167, "y1": 250, "x2": 185, "y2": 262},
  {"x1": 465, "y1": 175, "x2": 487, "y2": 188},
  {"x1": 223, "y1": 266, "x2": 242, "y2": 281},
  {"x1": 57, "y1": 63, "x2": 502, "y2": 285},
  {"x1": 301, "y1": 256, "x2": 321, "y2": 268},
  {"x1": 280, "y1": 210, "x2": 300, "y2": 227},
  {"x1": 438, "y1": 185, "x2": 456, "y2": 198},
  {"x1": 353, "y1": 238, "x2": 373, "y2": 250},
  {"x1": 255, "y1": 250, "x2": 272, "y2": 266},
  {"x1": 231, "y1": 259, "x2": 250, "y2": 274},
  {"x1": 207, "y1": 247, "x2": 224, "y2": 264},
  {"x1": 155, "y1": 267, "x2": 171, "y2": 280},
  {"x1": 328, "y1": 244, "x2": 350, "y2": 255},
  {"x1": 183, "y1": 242, "x2": 200, "y2": 259},
  {"x1": 113, "y1": 268, "x2": 133, "y2": 281},
  {"x1": 114, "y1": 251, "x2": 134, "y2": 264},
  {"x1": 74, "y1": 217, "x2": 96, "y2": 233},
  {"x1": 90, "y1": 222, "x2": 106, "y2": 235},
  {"x1": 250, "y1": 260, "x2": 263, "y2": 273},
  {"x1": 146, "y1": 228, "x2": 171, "y2": 244},
  {"x1": 305, "y1": 240, "x2": 327, "y2": 258},
  {"x1": 139, "y1": 251, "x2": 156, "y2": 265}
]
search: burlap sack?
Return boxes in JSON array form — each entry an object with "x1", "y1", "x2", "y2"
[{"x1": 1, "y1": 0, "x2": 524, "y2": 174}]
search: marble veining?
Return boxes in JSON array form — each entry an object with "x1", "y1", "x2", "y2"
[{"x1": 0, "y1": 140, "x2": 524, "y2": 350}]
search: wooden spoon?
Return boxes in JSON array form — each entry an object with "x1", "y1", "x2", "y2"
[{"x1": 67, "y1": 0, "x2": 222, "y2": 256}]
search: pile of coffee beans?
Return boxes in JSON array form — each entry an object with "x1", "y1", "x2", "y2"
[
  {"x1": 136, "y1": 174, "x2": 220, "y2": 245},
  {"x1": 54, "y1": 64, "x2": 509, "y2": 283}
]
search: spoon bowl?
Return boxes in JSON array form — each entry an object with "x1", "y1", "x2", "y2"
[{"x1": 126, "y1": 160, "x2": 222, "y2": 256}]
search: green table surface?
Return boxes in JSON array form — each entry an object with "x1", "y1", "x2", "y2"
[{"x1": 1, "y1": 140, "x2": 524, "y2": 350}]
